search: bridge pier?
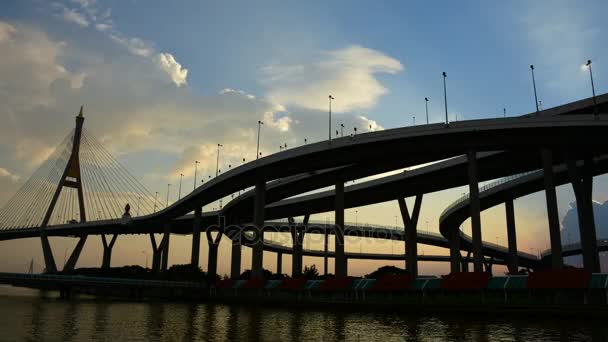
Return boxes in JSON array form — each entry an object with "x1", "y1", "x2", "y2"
[
  {"x1": 467, "y1": 148, "x2": 483, "y2": 272},
  {"x1": 251, "y1": 180, "x2": 266, "y2": 278},
  {"x1": 505, "y1": 199, "x2": 518, "y2": 273},
  {"x1": 567, "y1": 155, "x2": 600, "y2": 272},
  {"x1": 161, "y1": 224, "x2": 171, "y2": 272},
  {"x1": 397, "y1": 194, "x2": 423, "y2": 277},
  {"x1": 206, "y1": 217, "x2": 223, "y2": 280},
  {"x1": 101, "y1": 234, "x2": 118, "y2": 269},
  {"x1": 64, "y1": 235, "x2": 87, "y2": 272},
  {"x1": 276, "y1": 252, "x2": 283, "y2": 275},
  {"x1": 149, "y1": 233, "x2": 165, "y2": 274},
  {"x1": 334, "y1": 181, "x2": 347, "y2": 277},
  {"x1": 191, "y1": 207, "x2": 202, "y2": 270},
  {"x1": 229, "y1": 228, "x2": 242, "y2": 279},
  {"x1": 324, "y1": 224, "x2": 329, "y2": 276},
  {"x1": 289, "y1": 215, "x2": 307, "y2": 277},
  {"x1": 542, "y1": 148, "x2": 563, "y2": 269},
  {"x1": 461, "y1": 251, "x2": 471, "y2": 272},
  {"x1": 449, "y1": 229, "x2": 461, "y2": 273},
  {"x1": 40, "y1": 232, "x2": 57, "y2": 273}
]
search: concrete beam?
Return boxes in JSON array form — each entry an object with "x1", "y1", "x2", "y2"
[
  {"x1": 161, "y1": 224, "x2": 171, "y2": 272},
  {"x1": 542, "y1": 148, "x2": 563, "y2": 269}
]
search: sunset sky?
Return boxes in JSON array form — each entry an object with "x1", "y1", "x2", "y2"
[{"x1": 0, "y1": 0, "x2": 607, "y2": 276}]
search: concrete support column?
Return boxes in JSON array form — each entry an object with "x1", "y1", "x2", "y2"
[
  {"x1": 290, "y1": 215, "x2": 308, "y2": 277},
  {"x1": 161, "y1": 224, "x2": 171, "y2": 272},
  {"x1": 206, "y1": 218, "x2": 223, "y2": 280},
  {"x1": 191, "y1": 207, "x2": 202, "y2": 269},
  {"x1": 149, "y1": 233, "x2": 164, "y2": 274},
  {"x1": 505, "y1": 199, "x2": 518, "y2": 274},
  {"x1": 251, "y1": 180, "x2": 266, "y2": 278},
  {"x1": 334, "y1": 181, "x2": 346, "y2": 277},
  {"x1": 64, "y1": 235, "x2": 88, "y2": 272},
  {"x1": 397, "y1": 195, "x2": 423, "y2": 277},
  {"x1": 467, "y1": 148, "x2": 483, "y2": 272},
  {"x1": 101, "y1": 234, "x2": 118, "y2": 269},
  {"x1": 276, "y1": 252, "x2": 283, "y2": 275},
  {"x1": 449, "y1": 229, "x2": 461, "y2": 273},
  {"x1": 567, "y1": 156, "x2": 600, "y2": 272},
  {"x1": 40, "y1": 232, "x2": 57, "y2": 273},
  {"x1": 542, "y1": 148, "x2": 562, "y2": 269},
  {"x1": 324, "y1": 226, "x2": 329, "y2": 276},
  {"x1": 461, "y1": 251, "x2": 470, "y2": 272},
  {"x1": 229, "y1": 229, "x2": 242, "y2": 279}
]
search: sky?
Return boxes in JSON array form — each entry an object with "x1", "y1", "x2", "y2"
[{"x1": 0, "y1": 0, "x2": 607, "y2": 276}]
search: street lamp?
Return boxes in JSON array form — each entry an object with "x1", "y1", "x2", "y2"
[
  {"x1": 166, "y1": 184, "x2": 171, "y2": 208},
  {"x1": 413, "y1": 116, "x2": 416, "y2": 126},
  {"x1": 193, "y1": 161, "x2": 200, "y2": 190},
  {"x1": 503, "y1": 108, "x2": 506, "y2": 118},
  {"x1": 340, "y1": 123, "x2": 344, "y2": 137},
  {"x1": 425, "y1": 97, "x2": 429, "y2": 124},
  {"x1": 442, "y1": 72, "x2": 448, "y2": 125},
  {"x1": 216, "y1": 144, "x2": 223, "y2": 177},
  {"x1": 530, "y1": 65, "x2": 539, "y2": 113},
  {"x1": 585, "y1": 60, "x2": 598, "y2": 116},
  {"x1": 178, "y1": 173, "x2": 183, "y2": 200},
  {"x1": 153, "y1": 191, "x2": 159, "y2": 212},
  {"x1": 328, "y1": 95, "x2": 335, "y2": 142},
  {"x1": 256, "y1": 120, "x2": 264, "y2": 160}
]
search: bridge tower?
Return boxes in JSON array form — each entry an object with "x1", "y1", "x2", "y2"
[{"x1": 39, "y1": 107, "x2": 87, "y2": 273}]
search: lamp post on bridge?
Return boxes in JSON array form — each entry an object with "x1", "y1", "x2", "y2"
[
  {"x1": 425, "y1": 97, "x2": 429, "y2": 124},
  {"x1": 530, "y1": 65, "x2": 540, "y2": 113},
  {"x1": 340, "y1": 124, "x2": 344, "y2": 137},
  {"x1": 442, "y1": 72, "x2": 448, "y2": 125},
  {"x1": 166, "y1": 184, "x2": 171, "y2": 208},
  {"x1": 193, "y1": 161, "x2": 199, "y2": 190},
  {"x1": 256, "y1": 120, "x2": 264, "y2": 160},
  {"x1": 328, "y1": 95, "x2": 334, "y2": 143},
  {"x1": 216, "y1": 144, "x2": 223, "y2": 177},
  {"x1": 585, "y1": 59, "x2": 598, "y2": 116},
  {"x1": 153, "y1": 191, "x2": 159, "y2": 212},
  {"x1": 178, "y1": 173, "x2": 183, "y2": 200}
]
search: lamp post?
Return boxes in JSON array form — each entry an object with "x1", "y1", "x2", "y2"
[
  {"x1": 328, "y1": 95, "x2": 334, "y2": 142},
  {"x1": 153, "y1": 191, "x2": 159, "y2": 212},
  {"x1": 166, "y1": 184, "x2": 171, "y2": 208},
  {"x1": 530, "y1": 65, "x2": 539, "y2": 113},
  {"x1": 586, "y1": 60, "x2": 598, "y2": 116},
  {"x1": 256, "y1": 120, "x2": 264, "y2": 160},
  {"x1": 178, "y1": 173, "x2": 183, "y2": 200},
  {"x1": 340, "y1": 124, "x2": 344, "y2": 137},
  {"x1": 425, "y1": 97, "x2": 429, "y2": 124},
  {"x1": 193, "y1": 161, "x2": 199, "y2": 190},
  {"x1": 442, "y1": 72, "x2": 448, "y2": 125},
  {"x1": 216, "y1": 144, "x2": 223, "y2": 177},
  {"x1": 503, "y1": 108, "x2": 506, "y2": 118},
  {"x1": 413, "y1": 116, "x2": 416, "y2": 126}
]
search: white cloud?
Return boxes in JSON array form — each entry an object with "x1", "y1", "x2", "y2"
[
  {"x1": 157, "y1": 52, "x2": 188, "y2": 87},
  {"x1": 263, "y1": 45, "x2": 403, "y2": 112},
  {"x1": 109, "y1": 34, "x2": 153, "y2": 57},
  {"x1": 0, "y1": 22, "x2": 16, "y2": 42},
  {"x1": 95, "y1": 23, "x2": 112, "y2": 32},
  {"x1": 0, "y1": 168, "x2": 19, "y2": 182},
  {"x1": 61, "y1": 8, "x2": 89, "y2": 27}
]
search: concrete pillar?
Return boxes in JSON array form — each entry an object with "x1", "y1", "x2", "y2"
[
  {"x1": 101, "y1": 234, "x2": 118, "y2": 269},
  {"x1": 276, "y1": 252, "x2": 283, "y2": 275},
  {"x1": 505, "y1": 199, "x2": 518, "y2": 274},
  {"x1": 397, "y1": 195, "x2": 423, "y2": 277},
  {"x1": 149, "y1": 233, "x2": 163, "y2": 274},
  {"x1": 290, "y1": 216, "x2": 307, "y2": 277},
  {"x1": 229, "y1": 229, "x2": 242, "y2": 279},
  {"x1": 461, "y1": 251, "x2": 470, "y2": 272},
  {"x1": 449, "y1": 229, "x2": 461, "y2": 273},
  {"x1": 206, "y1": 219, "x2": 223, "y2": 280},
  {"x1": 542, "y1": 148, "x2": 562, "y2": 269},
  {"x1": 467, "y1": 148, "x2": 483, "y2": 272},
  {"x1": 324, "y1": 226, "x2": 329, "y2": 276},
  {"x1": 567, "y1": 156, "x2": 600, "y2": 272},
  {"x1": 64, "y1": 235, "x2": 87, "y2": 272},
  {"x1": 161, "y1": 224, "x2": 171, "y2": 272},
  {"x1": 191, "y1": 207, "x2": 202, "y2": 269},
  {"x1": 40, "y1": 232, "x2": 57, "y2": 273},
  {"x1": 334, "y1": 181, "x2": 346, "y2": 277},
  {"x1": 251, "y1": 180, "x2": 266, "y2": 278}
]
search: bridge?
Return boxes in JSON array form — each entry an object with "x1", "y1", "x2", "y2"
[{"x1": 0, "y1": 94, "x2": 607, "y2": 282}]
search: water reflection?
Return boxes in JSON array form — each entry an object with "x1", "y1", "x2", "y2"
[{"x1": 0, "y1": 286, "x2": 607, "y2": 341}]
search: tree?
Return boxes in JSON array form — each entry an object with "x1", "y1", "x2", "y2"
[{"x1": 303, "y1": 264, "x2": 320, "y2": 279}]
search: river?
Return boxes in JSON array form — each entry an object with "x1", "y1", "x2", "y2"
[{"x1": 0, "y1": 285, "x2": 606, "y2": 341}]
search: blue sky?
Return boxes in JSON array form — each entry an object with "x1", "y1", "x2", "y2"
[{"x1": 0, "y1": 0, "x2": 607, "y2": 275}]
